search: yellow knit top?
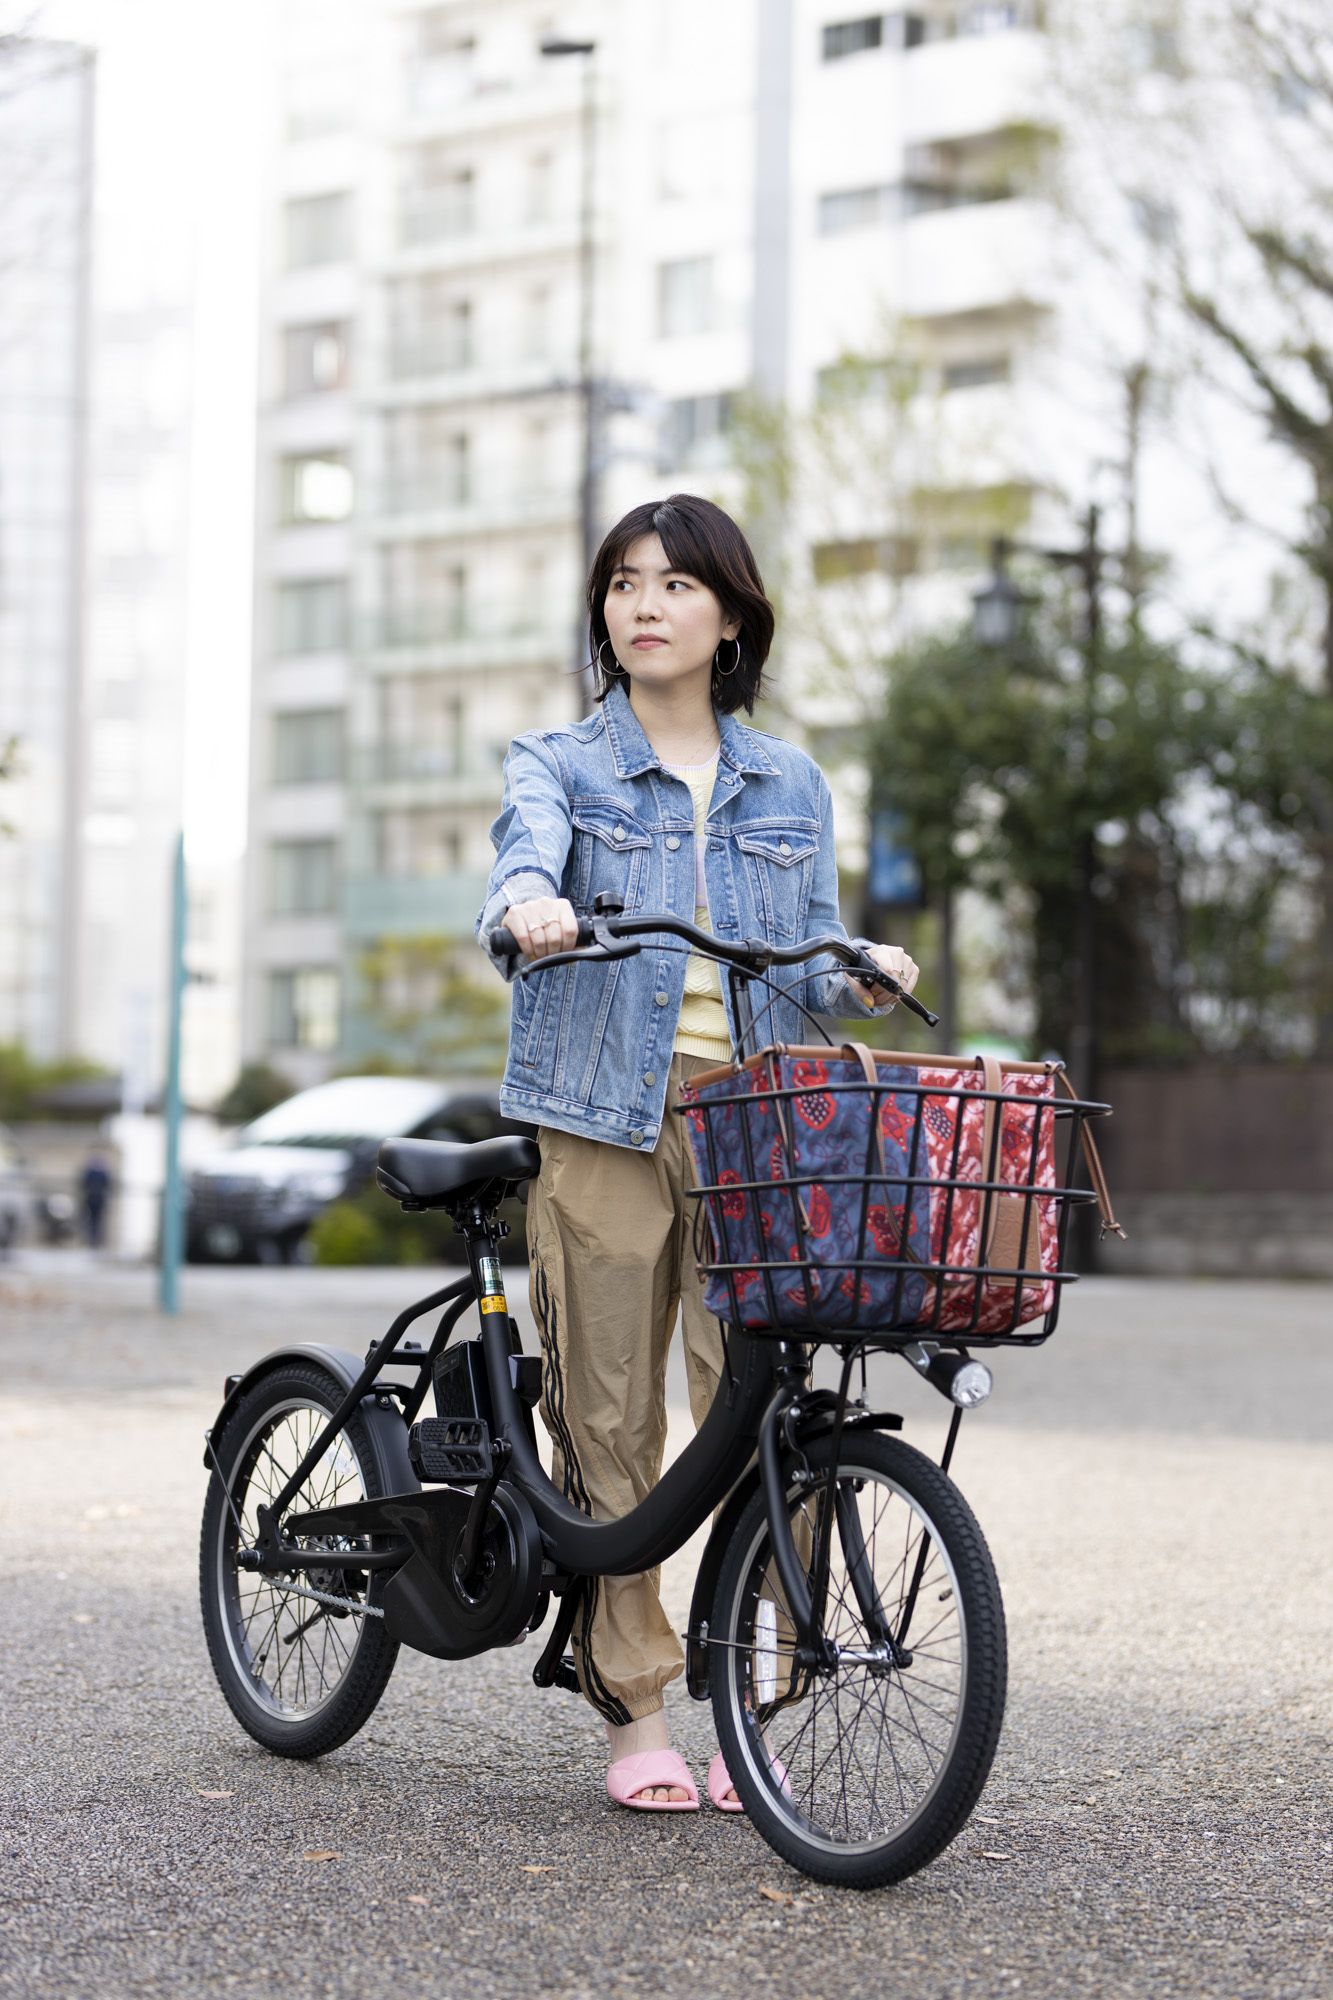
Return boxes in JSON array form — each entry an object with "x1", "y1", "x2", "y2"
[{"x1": 662, "y1": 753, "x2": 733, "y2": 1063}]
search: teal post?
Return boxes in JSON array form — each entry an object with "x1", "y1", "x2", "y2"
[{"x1": 158, "y1": 831, "x2": 187, "y2": 1314}]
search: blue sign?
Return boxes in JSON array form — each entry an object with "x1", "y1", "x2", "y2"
[{"x1": 869, "y1": 809, "x2": 924, "y2": 908}]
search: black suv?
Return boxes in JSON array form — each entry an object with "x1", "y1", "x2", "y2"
[{"x1": 186, "y1": 1075, "x2": 534, "y2": 1264}]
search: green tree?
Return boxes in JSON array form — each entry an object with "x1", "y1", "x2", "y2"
[
  {"x1": 0, "y1": 1044, "x2": 112, "y2": 1122},
  {"x1": 350, "y1": 934, "x2": 510, "y2": 1078},
  {"x1": 213, "y1": 1061, "x2": 297, "y2": 1126},
  {"x1": 1049, "y1": 0, "x2": 1333, "y2": 1046},
  {"x1": 869, "y1": 607, "x2": 1317, "y2": 1062}
]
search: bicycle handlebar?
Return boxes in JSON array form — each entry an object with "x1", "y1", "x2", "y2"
[{"x1": 489, "y1": 909, "x2": 940, "y2": 1028}]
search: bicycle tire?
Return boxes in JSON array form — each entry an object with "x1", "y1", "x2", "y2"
[
  {"x1": 710, "y1": 1429, "x2": 1006, "y2": 1889},
  {"x1": 200, "y1": 1361, "x2": 400, "y2": 1758}
]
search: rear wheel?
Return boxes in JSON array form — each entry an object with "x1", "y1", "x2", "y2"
[
  {"x1": 200, "y1": 1362, "x2": 400, "y2": 1757},
  {"x1": 710, "y1": 1431, "x2": 1006, "y2": 1889}
]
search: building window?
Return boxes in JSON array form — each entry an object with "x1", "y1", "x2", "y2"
[
  {"x1": 521, "y1": 285, "x2": 552, "y2": 362},
  {"x1": 818, "y1": 184, "x2": 896, "y2": 234},
  {"x1": 662, "y1": 392, "x2": 735, "y2": 466},
  {"x1": 272, "y1": 709, "x2": 343, "y2": 785},
  {"x1": 401, "y1": 152, "x2": 474, "y2": 244},
  {"x1": 384, "y1": 411, "x2": 470, "y2": 510},
  {"x1": 410, "y1": 22, "x2": 477, "y2": 113},
  {"x1": 376, "y1": 679, "x2": 465, "y2": 779},
  {"x1": 285, "y1": 192, "x2": 351, "y2": 269},
  {"x1": 388, "y1": 279, "x2": 472, "y2": 376},
  {"x1": 374, "y1": 809, "x2": 462, "y2": 877},
  {"x1": 268, "y1": 968, "x2": 340, "y2": 1051},
  {"x1": 657, "y1": 257, "x2": 714, "y2": 338},
  {"x1": 942, "y1": 356, "x2": 1010, "y2": 390},
  {"x1": 380, "y1": 545, "x2": 468, "y2": 647},
  {"x1": 270, "y1": 839, "x2": 338, "y2": 916},
  {"x1": 276, "y1": 579, "x2": 347, "y2": 655},
  {"x1": 281, "y1": 452, "x2": 354, "y2": 523},
  {"x1": 282, "y1": 322, "x2": 350, "y2": 397},
  {"x1": 822, "y1": 16, "x2": 885, "y2": 61},
  {"x1": 526, "y1": 149, "x2": 554, "y2": 223}
]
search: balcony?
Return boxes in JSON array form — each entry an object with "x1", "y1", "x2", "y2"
[
  {"x1": 343, "y1": 869, "x2": 491, "y2": 938},
  {"x1": 357, "y1": 607, "x2": 569, "y2": 672},
  {"x1": 898, "y1": 195, "x2": 1051, "y2": 320},
  {"x1": 350, "y1": 742, "x2": 505, "y2": 804},
  {"x1": 390, "y1": 202, "x2": 580, "y2": 271},
  {"x1": 371, "y1": 474, "x2": 573, "y2": 536}
]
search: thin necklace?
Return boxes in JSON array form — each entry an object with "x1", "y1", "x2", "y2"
[{"x1": 664, "y1": 738, "x2": 720, "y2": 768}]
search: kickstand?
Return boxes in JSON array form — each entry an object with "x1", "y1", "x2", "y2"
[{"x1": 532, "y1": 1578, "x2": 584, "y2": 1694}]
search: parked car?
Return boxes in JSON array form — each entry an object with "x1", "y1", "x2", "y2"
[
  {"x1": 0, "y1": 1125, "x2": 34, "y2": 1254},
  {"x1": 185, "y1": 1075, "x2": 533, "y2": 1265}
]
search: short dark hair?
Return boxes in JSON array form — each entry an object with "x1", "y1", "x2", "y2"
[{"x1": 585, "y1": 493, "x2": 774, "y2": 714}]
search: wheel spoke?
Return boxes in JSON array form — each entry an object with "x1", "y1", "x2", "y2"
[
  {"x1": 214, "y1": 1392, "x2": 375, "y2": 1722},
  {"x1": 719, "y1": 1449, "x2": 990, "y2": 1868}
]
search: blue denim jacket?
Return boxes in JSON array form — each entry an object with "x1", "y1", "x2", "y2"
[{"x1": 475, "y1": 684, "x2": 890, "y2": 1149}]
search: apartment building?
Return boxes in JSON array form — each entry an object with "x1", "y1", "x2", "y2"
[
  {"x1": 242, "y1": 0, "x2": 1120, "y2": 1078},
  {"x1": 0, "y1": 39, "x2": 96, "y2": 1061}
]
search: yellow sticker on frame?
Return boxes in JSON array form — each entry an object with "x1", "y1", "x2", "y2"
[{"x1": 480, "y1": 1295, "x2": 508, "y2": 1315}]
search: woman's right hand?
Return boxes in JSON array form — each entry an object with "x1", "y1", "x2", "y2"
[{"x1": 504, "y1": 894, "x2": 580, "y2": 958}]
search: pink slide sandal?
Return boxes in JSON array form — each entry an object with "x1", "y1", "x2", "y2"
[
  {"x1": 606, "y1": 1749, "x2": 700, "y2": 1812},
  {"x1": 708, "y1": 1750, "x2": 791, "y2": 1813},
  {"x1": 707, "y1": 1751, "x2": 744, "y2": 1813}
]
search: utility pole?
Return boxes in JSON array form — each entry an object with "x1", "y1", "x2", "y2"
[{"x1": 158, "y1": 832, "x2": 187, "y2": 1315}]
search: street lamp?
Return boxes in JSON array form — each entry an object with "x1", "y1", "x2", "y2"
[
  {"x1": 539, "y1": 33, "x2": 599, "y2": 718},
  {"x1": 972, "y1": 507, "x2": 1108, "y2": 1263},
  {"x1": 970, "y1": 543, "x2": 1033, "y2": 650}
]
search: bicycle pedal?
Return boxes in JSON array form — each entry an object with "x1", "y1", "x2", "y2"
[{"x1": 409, "y1": 1417, "x2": 494, "y2": 1484}]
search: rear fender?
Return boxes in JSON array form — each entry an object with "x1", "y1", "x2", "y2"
[
  {"x1": 683, "y1": 1404, "x2": 903, "y2": 1701},
  {"x1": 203, "y1": 1341, "x2": 418, "y2": 1500}
]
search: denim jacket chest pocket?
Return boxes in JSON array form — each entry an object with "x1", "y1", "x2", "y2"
[
  {"x1": 733, "y1": 824, "x2": 819, "y2": 939},
  {"x1": 569, "y1": 800, "x2": 653, "y2": 909}
]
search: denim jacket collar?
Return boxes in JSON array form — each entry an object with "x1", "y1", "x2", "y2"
[{"x1": 599, "y1": 681, "x2": 780, "y2": 781}]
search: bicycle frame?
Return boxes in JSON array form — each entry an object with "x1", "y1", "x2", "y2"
[{"x1": 214, "y1": 915, "x2": 948, "y2": 1666}]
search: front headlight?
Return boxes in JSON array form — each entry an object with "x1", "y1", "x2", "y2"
[{"x1": 287, "y1": 1172, "x2": 346, "y2": 1204}]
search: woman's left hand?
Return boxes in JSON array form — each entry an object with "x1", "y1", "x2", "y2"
[{"x1": 846, "y1": 942, "x2": 919, "y2": 1011}]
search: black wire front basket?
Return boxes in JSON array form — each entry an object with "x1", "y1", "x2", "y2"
[{"x1": 677, "y1": 1045, "x2": 1114, "y2": 1348}]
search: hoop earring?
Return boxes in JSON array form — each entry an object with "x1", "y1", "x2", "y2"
[
  {"x1": 713, "y1": 638, "x2": 742, "y2": 677},
  {"x1": 597, "y1": 639, "x2": 622, "y2": 677}
]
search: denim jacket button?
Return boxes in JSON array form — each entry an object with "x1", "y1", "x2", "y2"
[
  {"x1": 654, "y1": 991, "x2": 668, "y2": 1006},
  {"x1": 665, "y1": 835, "x2": 681, "y2": 850},
  {"x1": 629, "y1": 1128, "x2": 645, "y2": 1145},
  {"x1": 642, "y1": 1070, "x2": 656, "y2": 1086},
  {"x1": 779, "y1": 839, "x2": 791, "y2": 855},
  {"x1": 613, "y1": 825, "x2": 626, "y2": 841}
]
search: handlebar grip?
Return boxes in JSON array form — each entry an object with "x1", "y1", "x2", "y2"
[{"x1": 490, "y1": 919, "x2": 597, "y2": 958}]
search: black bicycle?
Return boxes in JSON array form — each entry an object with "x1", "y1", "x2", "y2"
[{"x1": 200, "y1": 903, "x2": 1106, "y2": 1889}]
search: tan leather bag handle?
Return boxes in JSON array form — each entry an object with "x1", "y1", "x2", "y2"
[{"x1": 1053, "y1": 1068, "x2": 1126, "y2": 1239}]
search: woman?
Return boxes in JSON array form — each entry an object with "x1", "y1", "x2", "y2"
[{"x1": 477, "y1": 493, "x2": 919, "y2": 1811}]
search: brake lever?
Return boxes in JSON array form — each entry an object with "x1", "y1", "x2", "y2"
[
  {"x1": 516, "y1": 916, "x2": 643, "y2": 976},
  {"x1": 852, "y1": 955, "x2": 941, "y2": 1029}
]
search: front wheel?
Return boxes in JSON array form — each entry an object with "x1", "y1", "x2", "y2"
[
  {"x1": 710, "y1": 1430, "x2": 1006, "y2": 1889},
  {"x1": 200, "y1": 1362, "x2": 400, "y2": 1758}
]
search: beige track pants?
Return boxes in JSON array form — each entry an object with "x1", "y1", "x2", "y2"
[{"x1": 527, "y1": 1051, "x2": 726, "y2": 1723}]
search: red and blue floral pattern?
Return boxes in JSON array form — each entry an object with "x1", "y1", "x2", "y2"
[{"x1": 681, "y1": 1052, "x2": 1059, "y2": 1337}]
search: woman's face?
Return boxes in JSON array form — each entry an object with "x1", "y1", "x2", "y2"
[{"x1": 602, "y1": 532, "x2": 739, "y2": 692}]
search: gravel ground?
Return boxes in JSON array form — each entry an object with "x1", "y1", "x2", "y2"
[{"x1": 1, "y1": 1259, "x2": 1330, "y2": 2000}]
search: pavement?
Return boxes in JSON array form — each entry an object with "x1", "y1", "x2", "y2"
[{"x1": 1, "y1": 1257, "x2": 1330, "y2": 2000}]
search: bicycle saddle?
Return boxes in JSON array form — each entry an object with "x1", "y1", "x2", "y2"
[{"x1": 375, "y1": 1134, "x2": 540, "y2": 1208}]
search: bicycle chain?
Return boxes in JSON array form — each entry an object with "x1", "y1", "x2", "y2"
[{"x1": 246, "y1": 1574, "x2": 385, "y2": 1621}]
